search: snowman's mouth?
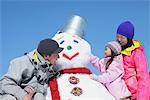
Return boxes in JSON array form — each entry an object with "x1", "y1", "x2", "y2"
[{"x1": 63, "y1": 52, "x2": 79, "y2": 60}]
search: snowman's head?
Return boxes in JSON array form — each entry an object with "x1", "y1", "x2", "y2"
[{"x1": 52, "y1": 32, "x2": 91, "y2": 70}]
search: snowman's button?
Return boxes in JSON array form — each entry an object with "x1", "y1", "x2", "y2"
[
  {"x1": 71, "y1": 87, "x2": 83, "y2": 96},
  {"x1": 69, "y1": 76, "x2": 79, "y2": 84}
]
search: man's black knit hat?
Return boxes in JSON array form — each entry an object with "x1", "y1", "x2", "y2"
[{"x1": 37, "y1": 38, "x2": 63, "y2": 56}]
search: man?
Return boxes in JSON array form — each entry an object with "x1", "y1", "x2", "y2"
[
  {"x1": 116, "y1": 21, "x2": 149, "y2": 100},
  {"x1": 0, "y1": 38, "x2": 63, "y2": 100}
]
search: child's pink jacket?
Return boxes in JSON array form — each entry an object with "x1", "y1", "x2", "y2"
[{"x1": 90, "y1": 55, "x2": 131, "y2": 99}]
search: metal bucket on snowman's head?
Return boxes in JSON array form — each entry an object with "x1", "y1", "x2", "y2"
[{"x1": 60, "y1": 15, "x2": 86, "y2": 38}]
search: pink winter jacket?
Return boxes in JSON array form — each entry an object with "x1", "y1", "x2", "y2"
[
  {"x1": 90, "y1": 55, "x2": 131, "y2": 99},
  {"x1": 121, "y1": 40, "x2": 149, "y2": 100}
]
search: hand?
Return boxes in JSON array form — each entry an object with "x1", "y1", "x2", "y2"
[
  {"x1": 90, "y1": 53, "x2": 94, "y2": 57},
  {"x1": 22, "y1": 94, "x2": 32, "y2": 100},
  {"x1": 131, "y1": 94, "x2": 136, "y2": 100},
  {"x1": 89, "y1": 74, "x2": 98, "y2": 80},
  {"x1": 24, "y1": 86, "x2": 34, "y2": 97},
  {"x1": 89, "y1": 54, "x2": 95, "y2": 62},
  {"x1": 89, "y1": 74, "x2": 94, "y2": 79}
]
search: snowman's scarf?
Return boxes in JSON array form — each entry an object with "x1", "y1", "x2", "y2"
[{"x1": 48, "y1": 67, "x2": 92, "y2": 100}]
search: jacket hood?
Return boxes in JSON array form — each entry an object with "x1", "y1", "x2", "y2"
[{"x1": 27, "y1": 49, "x2": 49, "y2": 64}]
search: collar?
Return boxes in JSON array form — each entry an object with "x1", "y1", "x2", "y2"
[
  {"x1": 33, "y1": 50, "x2": 50, "y2": 64},
  {"x1": 121, "y1": 40, "x2": 141, "y2": 56}
]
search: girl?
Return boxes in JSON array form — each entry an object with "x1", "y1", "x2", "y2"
[
  {"x1": 90, "y1": 41, "x2": 131, "y2": 100},
  {"x1": 116, "y1": 21, "x2": 149, "y2": 100}
]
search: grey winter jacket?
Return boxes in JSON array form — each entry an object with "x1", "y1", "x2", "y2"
[{"x1": 0, "y1": 50, "x2": 59, "y2": 100}]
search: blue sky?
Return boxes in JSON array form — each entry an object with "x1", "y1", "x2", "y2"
[{"x1": 0, "y1": 0, "x2": 150, "y2": 77}]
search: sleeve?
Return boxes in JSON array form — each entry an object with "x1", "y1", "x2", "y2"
[
  {"x1": 134, "y1": 49, "x2": 149, "y2": 100},
  {"x1": 27, "y1": 76, "x2": 47, "y2": 94},
  {"x1": 90, "y1": 55, "x2": 104, "y2": 71},
  {"x1": 96, "y1": 62, "x2": 123, "y2": 84},
  {"x1": 1, "y1": 60, "x2": 27, "y2": 100}
]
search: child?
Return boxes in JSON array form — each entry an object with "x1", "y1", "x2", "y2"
[
  {"x1": 90, "y1": 41, "x2": 131, "y2": 100},
  {"x1": 116, "y1": 21, "x2": 149, "y2": 100}
]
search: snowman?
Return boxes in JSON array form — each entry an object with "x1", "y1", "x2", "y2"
[{"x1": 46, "y1": 15, "x2": 115, "y2": 100}]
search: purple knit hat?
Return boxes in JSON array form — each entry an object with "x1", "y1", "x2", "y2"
[
  {"x1": 106, "y1": 41, "x2": 121, "y2": 55},
  {"x1": 117, "y1": 21, "x2": 134, "y2": 39}
]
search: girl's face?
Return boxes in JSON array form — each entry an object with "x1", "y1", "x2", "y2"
[
  {"x1": 104, "y1": 47, "x2": 112, "y2": 57},
  {"x1": 116, "y1": 34, "x2": 128, "y2": 46}
]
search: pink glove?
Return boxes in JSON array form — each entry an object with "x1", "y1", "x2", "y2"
[{"x1": 89, "y1": 74, "x2": 98, "y2": 80}]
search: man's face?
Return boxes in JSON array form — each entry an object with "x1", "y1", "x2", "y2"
[
  {"x1": 116, "y1": 34, "x2": 128, "y2": 46},
  {"x1": 44, "y1": 54, "x2": 59, "y2": 65}
]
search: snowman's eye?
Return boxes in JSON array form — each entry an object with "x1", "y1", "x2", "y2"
[
  {"x1": 73, "y1": 40, "x2": 79, "y2": 43},
  {"x1": 60, "y1": 40, "x2": 65, "y2": 44}
]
